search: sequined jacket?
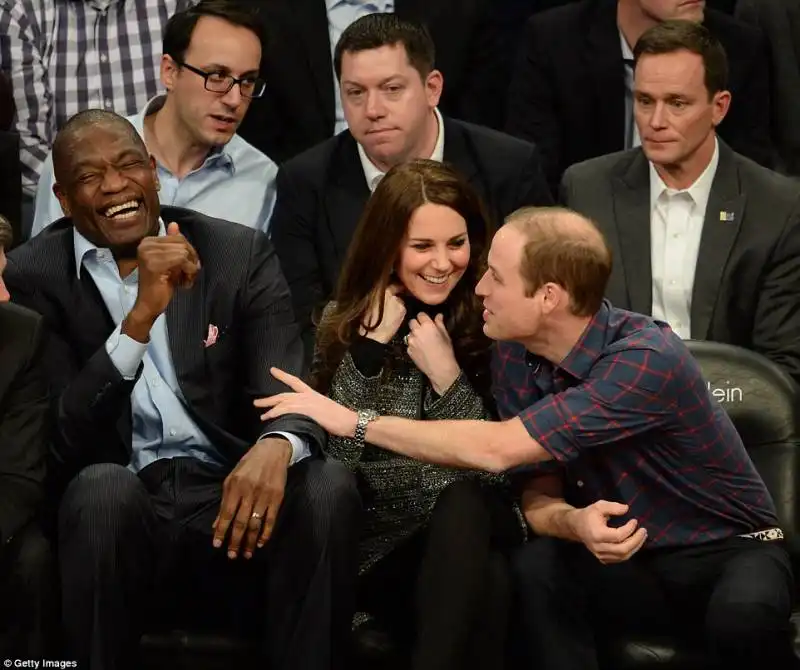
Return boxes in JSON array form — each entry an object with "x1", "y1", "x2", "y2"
[{"x1": 325, "y1": 334, "x2": 523, "y2": 573}]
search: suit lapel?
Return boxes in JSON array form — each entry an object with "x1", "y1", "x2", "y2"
[
  {"x1": 612, "y1": 151, "x2": 653, "y2": 315},
  {"x1": 584, "y1": 0, "x2": 627, "y2": 154},
  {"x1": 163, "y1": 214, "x2": 211, "y2": 408},
  {"x1": 441, "y1": 118, "x2": 490, "y2": 216},
  {"x1": 76, "y1": 271, "x2": 117, "y2": 356},
  {"x1": 442, "y1": 118, "x2": 480, "y2": 182},
  {"x1": 690, "y1": 144, "x2": 744, "y2": 339},
  {"x1": 64, "y1": 229, "x2": 129, "y2": 452},
  {"x1": 325, "y1": 135, "x2": 372, "y2": 261}
]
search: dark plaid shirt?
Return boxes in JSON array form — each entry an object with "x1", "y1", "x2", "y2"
[{"x1": 492, "y1": 300, "x2": 778, "y2": 549}]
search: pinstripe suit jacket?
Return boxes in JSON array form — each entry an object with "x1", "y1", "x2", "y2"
[
  {"x1": 0, "y1": 303, "x2": 47, "y2": 545},
  {"x1": 4, "y1": 207, "x2": 325, "y2": 483}
]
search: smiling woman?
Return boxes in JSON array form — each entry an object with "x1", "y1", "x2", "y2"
[
  {"x1": 310, "y1": 158, "x2": 525, "y2": 670},
  {"x1": 313, "y1": 158, "x2": 492, "y2": 396}
]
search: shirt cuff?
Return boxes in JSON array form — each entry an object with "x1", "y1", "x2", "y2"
[
  {"x1": 349, "y1": 336, "x2": 389, "y2": 377},
  {"x1": 260, "y1": 431, "x2": 312, "y2": 467},
  {"x1": 105, "y1": 325, "x2": 147, "y2": 380}
]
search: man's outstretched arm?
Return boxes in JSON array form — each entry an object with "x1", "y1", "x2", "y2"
[
  {"x1": 364, "y1": 414, "x2": 551, "y2": 473},
  {"x1": 256, "y1": 367, "x2": 553, "y2": 472}
]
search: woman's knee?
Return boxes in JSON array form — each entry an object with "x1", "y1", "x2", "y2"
[{"x1": 431, "y1": 479, "x2": 489, "y2": 524}]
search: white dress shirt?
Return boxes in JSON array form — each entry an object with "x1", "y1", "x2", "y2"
[
  {"x1": 649, "y1": 138, "x2": 719, "y2": 339},
  {"x1": 357, "y1": 108, "x2": 445, "y2": 191},
  {"x1": 326, "y1": 0, "x2": 395, "y2": 135}
]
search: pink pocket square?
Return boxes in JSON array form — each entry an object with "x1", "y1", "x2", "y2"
[{"x1": 203, "y1": 323, "x2": 219, "y2": 348}]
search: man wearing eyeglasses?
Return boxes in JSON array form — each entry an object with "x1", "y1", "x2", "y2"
[{"x1": 31, "y1": 0, "x2": 277, "y2": 237}]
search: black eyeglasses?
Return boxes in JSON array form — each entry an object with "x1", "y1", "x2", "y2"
[{"x1": 176, "y1": 60, "x2": 266, "y2": 99}]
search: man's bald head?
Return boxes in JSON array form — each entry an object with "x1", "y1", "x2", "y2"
[
  {"x1": 50, "y1": 108, "x2": 160, "y2": 256},
  {"x1": 505, "y1": 206, "x2": 612, "y2": 316},
  {"x1": 52, "y1": 110, "x2": 147, "y2": 184}
]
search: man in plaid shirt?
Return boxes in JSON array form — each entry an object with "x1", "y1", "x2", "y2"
[
  {"x1": 259, "y1": 205, "x2": 797, "y2": 669},
  {"x1": 0, "y1": 0, "x2": 195, "y2": 236}
]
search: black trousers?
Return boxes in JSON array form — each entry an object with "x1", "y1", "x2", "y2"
[
  {"x1": 58, "y1": 456, "x2": 362, "y2": 670},
  {"x1": 358, "y1": 479, "x2": 523, "y2": 670},
  {"x1": 0, "y1": 521, "x2": 57, "y2": 656},
  {"x1": 511, "y1": 535, "x2": 798, "y2": 670}
]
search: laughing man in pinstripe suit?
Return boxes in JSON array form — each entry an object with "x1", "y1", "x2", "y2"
[{"x1": 4, "y1": 110, "x2": 362, "y2": 670}]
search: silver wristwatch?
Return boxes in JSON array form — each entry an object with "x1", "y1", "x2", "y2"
[{"x1": 353, "y1": 409, "x2": 379, "y2": 444}]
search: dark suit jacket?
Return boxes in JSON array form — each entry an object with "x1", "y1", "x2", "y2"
[
  {"x1": 270, "y1": 117, "x2": 553, "y2": 354},
  {"x1": 0, "y1": 131, "x2": 22, "y2": 245},
  {"x1": 736, "y1": 0, "x2": 800, "y2": 176},
  {"x1": 0, "y1": 72, "x2": 22, "y2": 244},
  {"x1": 4, "y1": 208, "x2": 325, "y2": 485},
  {"x1": 238, "y1": 0, "x2": 508, "y2": 164},
  {"x1": 561, "y1": 141, "x2": 800, "y2": 384},
  {"x1": 0, "y1": 302, "x2": 47, "y2": 547},
  {"x1": 506, "y1": 0, "x2": 775, "y2": 188},
  {"x1": 0, "y1": 71, "x2": 14, "y2": 132}
]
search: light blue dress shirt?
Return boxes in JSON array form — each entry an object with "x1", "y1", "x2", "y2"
[
  {"x1": 327, "y1": 0, "x2": 394, "y2": 135},
  {"x1": 33, "y1": 95, "x2": 279, "y2": 237},
  {"x1": 74, "y1": 222, "x2": 310, "y2": 473}
]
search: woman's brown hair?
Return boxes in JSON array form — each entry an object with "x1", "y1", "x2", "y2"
[{"x1": 312, "y1": 159, "x2": 495, "y2": 396}]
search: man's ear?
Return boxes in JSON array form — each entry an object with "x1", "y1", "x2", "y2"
[
  {"x1": 425, "y1": 69, "x2": 443, "y2": 108},
  {"x1": 711, "y1": 89, "x2": 731, "y2": 128},
  {"x1": 161, "y1": 53, "x2": 178, "y2": 91},
  {"x1": 53, "y1": 182, "x2": 71, "y2": 217},
  {"x1": 149, "y1": 155, "x2": 160, "y2": 190}
]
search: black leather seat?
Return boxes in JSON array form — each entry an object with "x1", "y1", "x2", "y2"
[
  {"x1": 139, "y1": 618, "x2": 402, "y2": 669},
  {"x1": 605, "y1": 340, "x2": 800, "y2": 669}
]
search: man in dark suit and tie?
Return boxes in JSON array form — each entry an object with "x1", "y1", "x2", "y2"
[
  {"x1": 561, "y1": 21, "x2": 800, "y2": 384},
  {"x1": 270, "y1": 13, "x2": 552, "y2": 354},
  {"x1": 4, "y1": 110, "x2": 361, "y2": 670},
  {"x1": 0, "y1": 216, "x2": 55, "y2": 656},
  {"x1": 507, "y1": 0, "x2": 775, "y2": 189},
  {"x1": 238, "y1": 0, "x2": 508, "y2": 164}
]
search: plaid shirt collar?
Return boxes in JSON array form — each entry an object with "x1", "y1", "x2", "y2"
[{"x1": 527, "y1": 300, "x2": 614, "y2": 382}]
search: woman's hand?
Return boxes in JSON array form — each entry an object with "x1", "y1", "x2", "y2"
[
  {"x1": 406, "y1": 313, "x2": 461, "y2": 395},
  {"x1": 254, "y1": 368, "x2": 358, "y2": 438},
  {"x1": 361, "y1": 285, "x2": 406, "y2": 344}
]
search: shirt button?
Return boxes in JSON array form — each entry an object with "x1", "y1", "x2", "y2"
[
  {"x1": 152, "y1": 378, "x2": 160, "y2": 387},
  {"x1": 105, "y1": 98, "x2": 113, "y2": 109},
  {"x1": 670, "y1": 280, "x2": 677, "y2": 286},
  {"x1": 169, "y1": 428, "x2": 177, "y2": 437},
  {"x1": 577, "y1": 480, "x2": 584, "y2": 488},
  {"x1": 100, "y1": 53, "x2": 108, "y2": 63}
]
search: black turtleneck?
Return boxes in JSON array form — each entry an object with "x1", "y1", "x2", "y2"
[{"x1": 349, "y1": 294, "x2": 454, "y2": 377}]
